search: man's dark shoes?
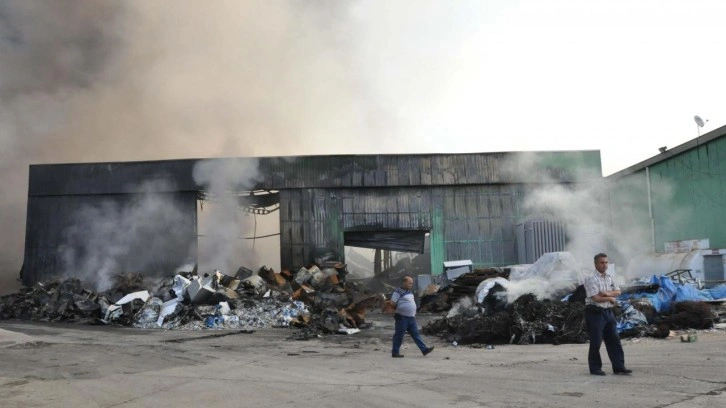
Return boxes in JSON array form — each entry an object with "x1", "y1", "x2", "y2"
[
  {"x1": 590, "y1": 370, "x2": 606, "y2": 376},
  {"x1": 422, "y1": 346, "x2": 435, "y2": 356},
  {"x1": 614, "y1": 368, "x2": 633, "y2": 375},
  {"x1": 392, "y1": 353, "x2": 404, "y2": 358}
]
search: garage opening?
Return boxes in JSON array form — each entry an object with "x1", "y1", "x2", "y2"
[{"x1": 343, "y1": 230, "x2": 430, "y2": 283}]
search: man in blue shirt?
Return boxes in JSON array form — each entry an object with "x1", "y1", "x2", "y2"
[{"x1": 388, "y1": 276, "x2": 434, "y2": 358}]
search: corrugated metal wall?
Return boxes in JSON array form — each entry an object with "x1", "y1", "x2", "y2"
[
  {"x1": 25, "y1": 151, "x2": 602, "y2": 283},
  {"x1": 607, "y1": 171, "x2": 652, "y2": 259},
  {"x1": 279, "y1": 184, "x2": 533, "y2": 274},
  {"x1": 515, "y1": 219, "x2": 568, "y2": 263},
  {"x1": 626, "y1": 138, "x2": 726, "y2": 250},
  {"x1": 435, "y1": 185, "x2": 523, "y2": 270},
  {"x1": 279, "y1": 188, "x2": 432, "y2": 270},
  {"x1": 653, "y1": 139, "x2": 726, "y2": 249},
  {"x1": 608, "y1": 129, "x2": 726, "y2": 258},
  {"x1": 259, "y1": 151, "x2": 601, "y2": 189},
  {"x1": 23, "y1": 192, "x2": 197, "y2": 285},
  {"x1": 279, "y1": 189, "x2": 342, "y2": 270}
]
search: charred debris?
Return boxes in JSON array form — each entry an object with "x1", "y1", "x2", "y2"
[
  {"x1": 2, "y1": 256, "x2": 726, "y2": 346},
  {"x1": 421, "y1": 268, "x2": 726, "y2": 346},
  {"x1": 1, "y1": 261, "x2": 387, "y2": 339}
]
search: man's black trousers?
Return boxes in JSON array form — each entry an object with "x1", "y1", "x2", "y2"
[{"x1": 584, "y1": 305, "x2": 626, "y2": 373}]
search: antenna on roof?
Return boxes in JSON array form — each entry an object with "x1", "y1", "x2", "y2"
[{"x1": 694, "y1": 115, "x2": 708, "y2": 136}]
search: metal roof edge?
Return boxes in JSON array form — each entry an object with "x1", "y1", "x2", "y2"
[
  {"x1": 28, "y1": 150, "x2": 601, "y2": 168},
  {"x1": 608, "y1": 124, "x2": 726, "y2": 178}
]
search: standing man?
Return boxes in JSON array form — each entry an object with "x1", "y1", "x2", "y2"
[
  {"x1": 584, "y1": 253, "x2": 633, "y2": 375},
  {"x1": 388, "y1": 276, "x2": 434, "y2": 358}
]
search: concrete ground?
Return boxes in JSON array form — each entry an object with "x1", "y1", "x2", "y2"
[{"x1": 1, "y1": 313, "x2": 725, "y2": 408}]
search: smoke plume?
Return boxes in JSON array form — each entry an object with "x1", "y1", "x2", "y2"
[
  {"x1": 60, "y1": 180, "x2": 194, "y2": 291},
  {"x1": 0, "y1": 1, "x2": 401, "y2": 294},
  {"x1": 193, "y1": 158, "x2": 262, "y2": 275},
  {"x1": 516, "y1": 153, "x2": 679, "y2": 288}
]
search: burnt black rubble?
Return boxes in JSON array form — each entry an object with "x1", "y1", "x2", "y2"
[
  {"x1": 0, "y1": 265, "x2": 385, "y2": 337},
  {"x1": 2, "y1": 266, "x2": 722, "y2": 345},
  {"x1": 422, "y1": 286, "x2": 720, "y2": 346},
  {"x1": 419, "y1": 268, "x2": 510, "y2": 313},
  {"x1": 423, "y1": 294, "x2": 588, "y2": 346}
]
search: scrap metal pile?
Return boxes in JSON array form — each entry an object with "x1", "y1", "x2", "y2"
[{"x1": 0, "y1": 263, "x2": 384, "y2": 337}]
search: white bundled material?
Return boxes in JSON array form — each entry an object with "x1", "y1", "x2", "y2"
[
  {"x1": 475, "y1": 277, "x2": 510, "y2": 304},
  {"x1": 509, "y1": 252, "x2": 589, "y2": 286},
  {"x1": 505, "y1": 252, "x2": 590, "y2": 300}
]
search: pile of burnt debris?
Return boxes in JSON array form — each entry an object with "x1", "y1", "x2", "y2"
[
  {"x1": 3, "y1": 258, "x2": 725, "y2": 346},
  {"x1": 421, "y1": 269, "x2": 726, "y2": 346},
  {"x1": 0, "y1": 262, "x2": 385, "y2": 338}
]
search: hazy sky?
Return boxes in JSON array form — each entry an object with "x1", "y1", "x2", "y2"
[
  {"x1": 359, "y1": 0, "x2": 726, "y2": 176},
  {"x1": 2, "y1": 0, "x2": 726, "y2": 291}
]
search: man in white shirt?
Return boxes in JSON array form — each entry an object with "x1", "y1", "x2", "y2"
[{"x1": 584, "y1": 253, "x2": 632, "y2": 375}]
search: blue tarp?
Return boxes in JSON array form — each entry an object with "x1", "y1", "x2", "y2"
[
  {"x1": 703, "y1": 283, "x2": 726, "y2": 300},
  {"x1": 615, "y1": 301, "x2": 648, "y2": 333},
  {"x1": 619, "y1": 275, "x2": 679, "y2": 313},
  {"x1": 675, "y1": 285, "x2": 713, "y2": 302},
  {"x1": 619, "y1": 275, "x2": 726, "y2": 313},
  {"x1": 573, "y1": 275, "x2": 722, "y2": 334}
]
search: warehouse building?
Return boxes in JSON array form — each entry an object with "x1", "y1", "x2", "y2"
[{"x1": 22, "y1": 151, "x2": 601, "y2": 285}]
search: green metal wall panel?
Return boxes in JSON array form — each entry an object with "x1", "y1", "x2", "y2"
[
  {"x1": 607, "y1": 172, "x2": 653, "y2": 256},
  {"x1": 430, "y1": 207, "x2": 445, "y2": 276},
  {"x1": 650, "y1": 139, "x2": 726, "y2": 250},
  {"x1": 609, "y1": 135, "x2": 726, "y2": 257},
  {"x1": 437, "y1": 185, "x2": 523, "y2": 270}
]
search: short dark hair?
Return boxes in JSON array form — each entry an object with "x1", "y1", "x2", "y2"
[{"x1": 594, "y1": 253, "x2": 608, "y2": 263}]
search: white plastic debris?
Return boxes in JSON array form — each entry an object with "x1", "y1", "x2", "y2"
[
  {"x1": 217, "y1": 301, "x2": 231, "y2": 315},
  {"x1": 157, "y1": 299, "x2": 180, "y2": 327},
  {"x1": 475, "y1": 278, "x2": 510, "y2": 304},
  {"x1": 115, "y1": 290, "x2": 150, "y2": 305},
  {"x1": 188, "y1": 275, "x2": 215, "y2": 304},
  {"x1": 172, "y1": 275, "x2": 191, "y2": 301},
  {"x1": 338, "y1": 327, "x2": 360, "y2": 335},
  {"x1": 102, "y1": 291, "x2": 150, "y2": 322}
]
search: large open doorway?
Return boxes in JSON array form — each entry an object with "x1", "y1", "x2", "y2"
[
  {"x1": 343, "y1": 231, "x2": 431, "y2": 293},
  {"x1": 196, "y1": 190, "x2": 281, "y2": 275}
]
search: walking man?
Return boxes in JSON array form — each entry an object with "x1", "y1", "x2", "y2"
[
  {"x1": 389, "y1": 276, "x2": 434, "y2": 358},
  {"x1": 584, "y1": 253, "x2": 633, "y2": 375}
]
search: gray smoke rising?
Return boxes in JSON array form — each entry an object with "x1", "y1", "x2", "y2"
[
  {"x1": 511, "y1": 152, "x2": 677, "y2": 298},
  {"x1": 60, "y1": 180, "x2": 195, "y2": 292},
  {"x1": 443, "y1": 155, "x2": 680, "y2": 314},
  {"x1": 193, "y1": 158, "x2": 262, "y2": 275},
  {"x1": 0, "y1": 1, "x2": 400, "y2": 294}
]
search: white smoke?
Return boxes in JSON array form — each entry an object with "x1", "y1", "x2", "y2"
[
  {"x1": 446, "y1": 296, "x2": 475, "y2": 319},
  {"x1": 193, "y1": 158, "x2": 263, "y2": 275},
  {"x1": 512, "y1": 152, "x2": 679, "y2": 297},
  {"x1": 60, "y1": 180, "x2": 194, "y2": 291}
]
